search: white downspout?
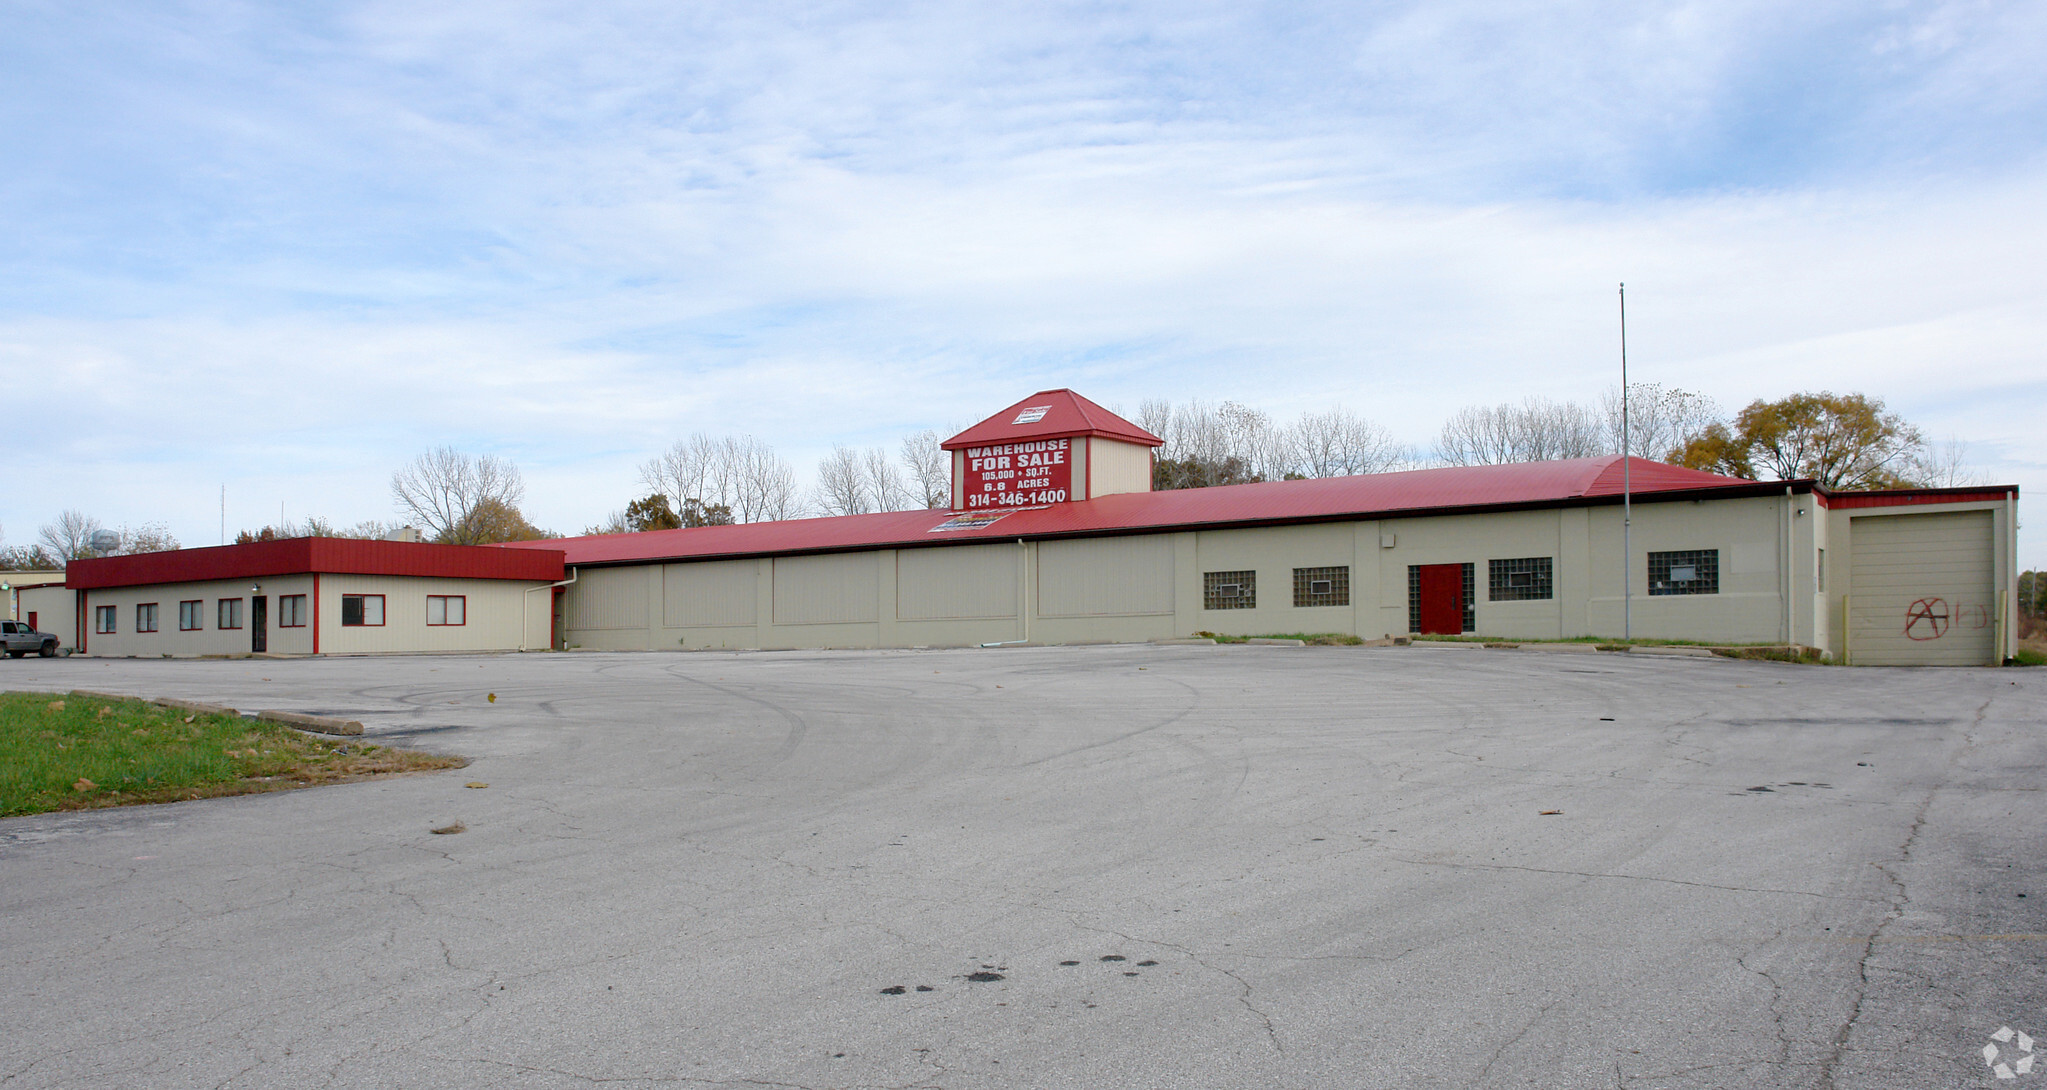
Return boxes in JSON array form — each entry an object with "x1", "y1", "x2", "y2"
[{"x1": 521, "y1": 566, "x2": 578, "y2": 652}]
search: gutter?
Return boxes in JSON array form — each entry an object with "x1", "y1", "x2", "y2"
[{"x1": 521, "y1": 566, "x2": 578, "y2": 652}]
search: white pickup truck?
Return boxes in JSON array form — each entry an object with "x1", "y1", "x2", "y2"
[{"x1": 1, "y1": 619, "x2": 59, "y2": 658}]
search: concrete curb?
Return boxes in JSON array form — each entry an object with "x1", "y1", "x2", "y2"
[
  {"x1": 1625, "y1": 645, "x2": 1718, "y2": 658},
  {"x1": 1512, "y1": 643, "x2": 1602, "y2": 654},
  {"x1": 254, "y1": 710, "x2": 364, "y2": 736},
  {"x1": 1152, "y1": 638, "x2": 1218, "y2": 646},
  {"x1": 1244, "y1": 638, "x2": 1307, "y2": 646},
  {"x1": 153, "y1": 697, "x2": 240, "y2": 717}
]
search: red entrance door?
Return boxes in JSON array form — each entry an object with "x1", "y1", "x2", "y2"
[{"x1": 1416, "y1": 564, "x2": 1464, "y2": 635}]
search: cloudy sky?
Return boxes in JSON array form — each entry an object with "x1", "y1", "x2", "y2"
[{"x1": 5, "y1": 1, "x2": 2043, "y2": 561}]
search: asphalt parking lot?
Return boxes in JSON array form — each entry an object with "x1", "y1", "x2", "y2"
[{"x1": 2, "y1": 644, "x2": 2042, "y2": 1089}]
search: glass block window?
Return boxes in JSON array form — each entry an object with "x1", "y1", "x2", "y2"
[
  {"x1": 1407, "y1": 565, "x2": 1421, "y2": 633},
  {"x1": 1488, "y1": 557, "x2": 1553, "y2": 601},
  {"x1": 1293, "y1": 566, "x2": 1349, "y2": 607},
  {"x1": 1461, "y1": 563, "x2": 1475, "y2": 632},
  {"x1": 1203, "y1": 570, "x2": 1256, "y2": 610},
  {"x1": 1648, "y1": 549, "x2": 1718, "y2": 596}
]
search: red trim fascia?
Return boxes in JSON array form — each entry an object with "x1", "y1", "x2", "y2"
[
  {"x1": 1817, "y1": 486, "x2": 2018, "y2": 510},
  {"x1": 312, "y1": 574, "x2": 320, "y2": 653},
  {"x1": 65, "y1": 538, "x2": 565, "y2": 590}
]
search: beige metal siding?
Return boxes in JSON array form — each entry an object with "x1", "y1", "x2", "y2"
[
  {"x1": 896, "y1": 544, "x2": 1017, "y2": 620},
  {"x1": 1038, "y1": 535, "x2": 1174, "y2": 616},
  {"x1": 569, "y1": 566, "x2": 651, "y2": 630},
  {"x1": 320, "y1": 575, "x2": 541, "y2": 654},
  {"x1": 663, "y1": 560, "x2": 757, "y2": 627},
  {"x1": 1088, "y1": 438, "x2": 1155, "y2": 499},
  {"x1": 1849, "y1": 511, "x2": 1996, "y2": 666},
  {"x1": 773, "y1": 552, "x2": 880, "y2": 624}
]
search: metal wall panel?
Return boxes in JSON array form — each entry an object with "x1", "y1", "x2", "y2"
[
  {"x1": 773, "y1": 552, "x2": 880, "y2": 624},
  {"x1": 896, "y1": 544, "x2": 1017, "y2": 620},
  {"x1": 1088, "y1": 438, "x2": 1155, "y2": 499},
  {"x1": 1848, "y1": 511, "x2": 1995, "y2": 666},
  {"x1": 1037, "y1": 535, "x2": 1174, "y2": 616},
  {"x1": 568, "y1": 565, "x2": 651, "y2": 631},
  {"x1": 663, "y1": 560, "x2": 758, "y2": 628}
]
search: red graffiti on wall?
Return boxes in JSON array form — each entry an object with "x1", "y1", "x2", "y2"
[{"x1": 1903, "y1": 598, "x2": 1949, "y2": 641}]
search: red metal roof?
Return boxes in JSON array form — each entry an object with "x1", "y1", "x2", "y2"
[
  {"x1": 503, "y1": 456, "x2": 1775, "y2": 567},
  {"x1": 942, "y1": 389, "x2": 1162, "y2": 451},
  {"x1": 65, "y1": 538, "x2": 565, "y2": 590}
]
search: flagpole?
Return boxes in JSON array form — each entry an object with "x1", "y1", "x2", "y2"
[{"x1": 1620, "y1": 283, "x2": 1631, "y2": 642}]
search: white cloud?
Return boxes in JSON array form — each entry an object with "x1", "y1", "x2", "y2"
[{"x1": 3, "y1": 1, "x2": 2043, "y2": 562}]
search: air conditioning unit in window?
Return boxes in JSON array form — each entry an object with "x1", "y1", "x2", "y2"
[{"x1": 1310, "y1": 580, "x2": 1333, "y2": 595}]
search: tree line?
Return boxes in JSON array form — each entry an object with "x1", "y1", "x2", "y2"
[{"x1": 0, "y1": 386, "x2": 1983, "y2": 568}]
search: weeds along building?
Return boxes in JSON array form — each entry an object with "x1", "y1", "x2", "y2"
[
  {"x1": 503, "y1": 390, "x2": 2017, "y2": 667},
  {"x1": 13, "y1": 389, "x2": 2016, "y2": 666}
]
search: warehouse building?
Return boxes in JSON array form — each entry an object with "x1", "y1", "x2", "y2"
[
  {"x1": 18, "y1": 537, "x2": 566, "y2": 657},
  {"x1": 12, "y1": 389, "x2": 2016, "y2": 666},
  {"x1": 504, "y1": 390, "x2": 2018, "y2": 667}
]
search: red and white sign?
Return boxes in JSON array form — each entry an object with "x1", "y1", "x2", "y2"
[{"x1": 962, "y1": 437, "x2": 1072, "y2": 509}]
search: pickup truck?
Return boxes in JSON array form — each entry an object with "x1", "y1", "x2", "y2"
[{"x1": 1, "y1": 619, "x2": 59, "y2": 658}]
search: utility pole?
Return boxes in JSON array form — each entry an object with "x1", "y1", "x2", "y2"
[{"x1": 1620, "y1": 283, "x2": 1632, "y2": 642}]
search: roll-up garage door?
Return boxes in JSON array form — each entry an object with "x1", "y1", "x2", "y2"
[{"x1": 1848, "y1": 511, "x2": 1996, "y2": 666}]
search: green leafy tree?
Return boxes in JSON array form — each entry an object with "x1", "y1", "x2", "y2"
[
  {"x1": 443, "y1": 497, "x2": 555, "y2": 545},
  {"x1": 1674, "y1": 392, "x2": 1924, "y2": 489}
]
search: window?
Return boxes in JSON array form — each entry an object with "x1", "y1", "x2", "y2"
[
  {"x1": 341, "y1": 593, "x2": 384, "y2": 626},
  {"x1": 279, "y1": 594, "x2": 308, "y2": 627},
  {"x1": 1648, "y1": 549, "x2": 1719, "y2": 596},
  {"x1": 95, "y1": 605, "x2": 116, "y2": 634},
  {"x1": 1488, "y1": 557, "x2": 1554, "y2": 601},
  {"x1": 1293, "y1": 566, "x2": 1349, "y2": 607},
  {"x1": 136, "y1": 603, "x2": 159, "y2": 633},
  {"x1": 218, "y1": 598, "x2": 243, "y2": 630},
  {"x1": 427, "y1": 595, "x2": 466, "y2": 626},
  {"x1": 1203, "y1": 570, "x2": 1256, "y2": 610},
  {"x1": 179, "y1": 600, "x2": 204, "y2": 631}
]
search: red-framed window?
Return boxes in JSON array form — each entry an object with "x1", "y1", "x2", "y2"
[
  {"x1": 279, "y1": 594, "x2": 309, "y2": 627},
  {"x1": 426, "y1": 595, "x2": 466, "y2": 626},
  {"x1": 341, "y1": 594, "x2": 385, "y2": 627},
  {"x1": 178, "y1": 600, "x2": 204, "y2": 631},
  {"x1": 218, "y1": 598, "x2": 244, "y2": 629},
  {"x1": 136, "y1": 603, "x2": 160, "y2": 633},
  {"x1": 95, "y1": 605, "x2": 116, "y2": 634}
]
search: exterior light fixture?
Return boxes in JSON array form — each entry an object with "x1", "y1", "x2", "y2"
[{"x1": 251, "y1": 584, "x2": 262, "y2": 594}]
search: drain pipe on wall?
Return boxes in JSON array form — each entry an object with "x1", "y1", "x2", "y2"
[
  {"x1": 521, "y1": 566, "x2": 578, "y2": 652},
  {"x1": 980, "y1": 539, "x2": 1032, "y2": 647}
]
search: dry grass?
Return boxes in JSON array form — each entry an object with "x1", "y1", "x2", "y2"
[{"x1": 1, "y1": 691, "x2": 465, "y2": 817}]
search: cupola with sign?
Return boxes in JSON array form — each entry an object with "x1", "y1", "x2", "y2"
[{"x1": 940, "y1": 390, "x2": 1164, "y2": 511}]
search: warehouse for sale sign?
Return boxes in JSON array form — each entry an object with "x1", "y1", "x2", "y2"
[{"x1": 962, "y1": 438, "x2": 1072, "y2": 508}]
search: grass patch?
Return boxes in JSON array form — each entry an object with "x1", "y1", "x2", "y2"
[
  {"x1": 1, "y1": 691, "x2": 465, "y2": 818},
  {"x1": 1192, "y1": 632, "x2": 1365, "y2": 646},
  {"x1": 2010, "y1": 646, "x2": 2047, "y2": 667},
  {"x1": 1709, "y1": 646, "x2": 1830, "y2": 665}
]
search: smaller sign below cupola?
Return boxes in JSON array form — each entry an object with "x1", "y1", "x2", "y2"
[{"x1": 941, "y1": 390, "x2": 1164, "y2": 510}]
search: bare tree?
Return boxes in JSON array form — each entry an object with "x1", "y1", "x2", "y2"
[
  {"x1": 1906, "y1": 437, "x2": 1986, "y2": 488},
  {"x1": 391, "y1": 448, "x2": 527, "y2": 545},
  {"x1": 642, "y1": 434, "x2": 801, "y2": 524},
  {"x1": 1601, "y1": 384, "x2": 1721, "y2": 462},
  {"x1": 862, "y1": 447, "x2": 914, "y2": 511},
  {"x1": 900, "y1": 429, "x2": 952, "y2": 509},
  {"x1": 1438, "y1": 398, "x2": 1605, "y2": 465},
  {"x1": 812, "y1": 447, "x2": 871, "y2": 516},
  {"x1": 38, "y1": 510, "x2": 104, "y2": 560},
  {"x1": 115, "y1": 523, "x2": 180, "y2": 554},
  {"x1": 1282, "y1": 409, "x2": 1414, "y2": 478}
]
